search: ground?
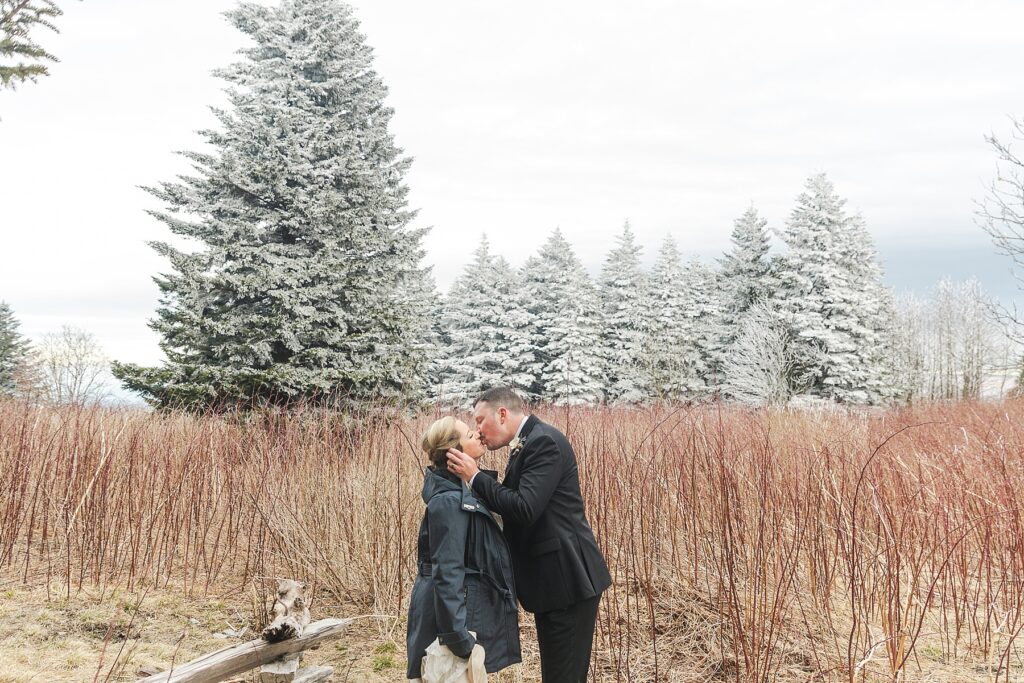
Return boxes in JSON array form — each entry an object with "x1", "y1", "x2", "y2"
[{"x1": 0, "y1": 579, "x2": 540, "y2": 683}]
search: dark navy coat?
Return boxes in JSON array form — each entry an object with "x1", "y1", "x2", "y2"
[{"x1": 406, "y1": 466, "x2": 521, "y2": 679}]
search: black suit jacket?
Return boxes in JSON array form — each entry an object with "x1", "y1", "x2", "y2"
[{"x1": 472, "y1": 415, "x2": 612, "y2": 613}]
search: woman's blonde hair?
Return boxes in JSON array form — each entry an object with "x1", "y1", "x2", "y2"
[{"x1": 421, "y1": 416, "x2": 462, "y2": 469}]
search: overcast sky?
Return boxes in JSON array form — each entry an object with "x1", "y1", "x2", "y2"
[{"x1": 1, "y1": 0, "x2": 1023, "y2": 370}]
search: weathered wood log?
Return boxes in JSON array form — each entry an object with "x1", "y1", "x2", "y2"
[{"x1": 134, "y1": 618, "x2": 351, "y2": 683}]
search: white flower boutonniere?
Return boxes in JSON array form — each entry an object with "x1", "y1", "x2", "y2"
[{"x1": 509, "y1": 437, "x2": 525, "y2": 458}]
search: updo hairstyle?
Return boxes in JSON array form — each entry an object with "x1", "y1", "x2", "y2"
[{"x1": 421, "y1": 416, "x2": 462, "y2": 469}]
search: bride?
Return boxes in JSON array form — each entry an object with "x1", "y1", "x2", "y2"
[{"x1": 406, "y1": 416, "x2": 521, "y2": 681}]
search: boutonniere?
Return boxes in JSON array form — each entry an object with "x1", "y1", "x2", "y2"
[{"x1": 509, "y1": 436, "x2": 525, "y2": 457}]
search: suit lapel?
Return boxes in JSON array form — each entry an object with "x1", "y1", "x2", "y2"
[{"x1": 503, "y1": 415, "x2": 540, "y2": 486}]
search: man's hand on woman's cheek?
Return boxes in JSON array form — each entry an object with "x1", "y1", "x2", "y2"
[{"x1": 446, "y1": 448, "x2": 479, "y2": 483}]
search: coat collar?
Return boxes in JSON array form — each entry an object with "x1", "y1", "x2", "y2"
[
  {"x1": 421, "y1": 466, "x2": 462, "y2": 503},
  {"x1": 421, "y1": 466, "x2": 499, "y2": 516}
]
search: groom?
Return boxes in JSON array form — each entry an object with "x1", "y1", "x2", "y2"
[{"x1": 447, "y1": 387, "x2": 611, "y2": 682}]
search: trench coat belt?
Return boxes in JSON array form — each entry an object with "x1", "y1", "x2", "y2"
[
  {"x1": 417, "y1": 562, "x2": 513, "y2": 603},
  {"x1": 464, "y1": 567, "x2": 515, "y2": 604}
]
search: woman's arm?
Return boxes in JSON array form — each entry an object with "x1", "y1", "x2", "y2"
[{"x1": 426, "y1": 493, "x2": 476, "y2": 658}]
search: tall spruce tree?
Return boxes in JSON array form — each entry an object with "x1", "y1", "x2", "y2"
[
  {"x1": 776, "y1": 173, "x2": 891, "y2": 404},
  {"x1": 0, "y1": 300, "x2": 32, "y2": 396},
  {"x1": 598, "y1": 222, "x2": 650, "y2": 404},
  {"x1": 494, "y1": 257, "x2": 541, "y2": 397},
  {"x1": 717, "y1": 207, "x2": 773, "y2": 341},
  {"x1": 430, "y1": 238, "x2": 536, "y2": 406},
  {"x1": 680, "y1": 257, "x2": 721, "y2": 394},
  {"x1": 644, "y1": 237, "x2": 704, "y2": 400},
  {"x1": 715, "y1": 206, "x2": 774, "y2": 395},
  {"x1": 523, "y1": 229, "x2": 604, "y2": 405},
  {"x1": 113, "y1": 0, "x2": 430, "y2": 408}
]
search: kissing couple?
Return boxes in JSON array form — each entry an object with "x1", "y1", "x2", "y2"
[{"x1": 406, "y1": 386, "x2": 612, "y2": 683}]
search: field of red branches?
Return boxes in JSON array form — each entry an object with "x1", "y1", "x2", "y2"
[{"x1": 4, "y1": 399, "x2": 1024, "y2": 681}]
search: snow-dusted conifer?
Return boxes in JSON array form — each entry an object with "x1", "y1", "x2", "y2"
[
  {"x1": 430, "y1": 238, "x2": 498, "y2": 406},
  {"x1": 493, "y1": 257, "x2": 541, "y2": 397},
  {"x1": 0, "y1": 301, "x2": 33, "y2": 397},
  {"x1": 776, "y1": 173, "x2": 891, "y2": 404},
  {"x1": 523, "y1": 230, "x2": 604, "y2": 405},
  {"x1": 112, "y1": 0, "x2": 430, "y2": 408},
  {"x1": 430, "y1": 238, "x2": 536, "y2": 406},
  {"x1": 680, "y1": 257, "x2": 721, "y2": 393},
  {"x1": 598, "y1": 222, "x2": 650, "y2": 403},
  {"x1": 717, "y1": 207, "x2": 773, "y2": 344},
  {"x1": 644, "y1": 238, "x2": 704, "y2": 399}
]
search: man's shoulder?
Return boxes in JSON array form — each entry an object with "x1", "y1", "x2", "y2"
[
  {"x1": 524, "y1": 419, "x2": 570, "y2": 451},
  {"x1": 532, "y1": 416, "x2": 567, "y2": 434}
]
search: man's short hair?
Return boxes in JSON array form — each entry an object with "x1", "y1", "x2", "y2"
[{"x1": 474, "y1": 386, "x2": 526, "y2": 413}]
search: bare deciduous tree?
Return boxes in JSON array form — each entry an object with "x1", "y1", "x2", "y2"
[
  {"x1": 722, "y1": 302, "x2": 797, "y2": 407},
  {"x1": 891, "y1": 279, "x2": 1015, "y2": 402},
  {"x1": 979, "y1": 117, "x2": 1024, "y2": 337},
  {"x1": 35, "y1": 325, "x2": 109, "y2": 405}
]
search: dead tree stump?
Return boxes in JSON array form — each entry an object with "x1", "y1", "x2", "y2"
[{"x1": 259, "y1": 579, "x2": 315, "y2": 683}]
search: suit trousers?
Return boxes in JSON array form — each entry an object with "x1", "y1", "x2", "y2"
[{"x1": 534, "y1": 592, "x2": 602, "y2": 683}]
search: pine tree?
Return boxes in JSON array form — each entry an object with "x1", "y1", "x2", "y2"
[
  {"x1": 0, "y1": 300, "x2": 32, "y2": 396},
  {"x1": 714, "y1": 206, "x2": 776, "y2": 398},
  {"x1": 598, "y1": 222, "x2": 650, "y2": 404},
  {"x1": 493, "y1": 257, "x2": 541, "y2": 397},
  {"x1": 644, "y1": 237, "x2": 704, "y2": 400},
  {"x1": 430, "y1": 238, "x2": 536, "y2": 407},
  {"x1": 776, "y1": 173, "x2": 891, "y2": 404},
  {"x1": 112, "y1": 0, "x2": 430, "y2": 409},
  {"x1": 679, "y1": 257, "x2": 721, "y2": 394},
  {"x1": 523, "y1": 229, "x2": 604, "y2": 405},
  {"x1": 0, "y1": 0, "x2": 66, "y2": 91},
  {"x1": 716, "y1": 206, "x2": 773, "y2": 345}
]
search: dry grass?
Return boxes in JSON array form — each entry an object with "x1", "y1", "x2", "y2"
[
  {"x1": 4, "y1": 399, "x2": 1024, "y2": 681},
  {"x1": 0, "y1": 579, "x2": 475, "y2": 682}
]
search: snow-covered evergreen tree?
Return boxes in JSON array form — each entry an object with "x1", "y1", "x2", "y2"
[
  {"x1": 112, "y1": 0, "x2": 431, "y2": 408},
  {"x1": 598, "y1": 222, "x2": 650, "y2": 403},
  {"x1": 716, "y1": 206, "x2": 773, "y2": 346},
  {"x1": 430, "y1": 238, "x2": 536, "y2": 406},
  {"x1": 430, "y1": 239, "x2": 496, "y2": 406},
  {"x1": 523, "y1": 229, "x2": 605, "y2": 405},
  {"x1": 493, "y1": 257, "x2": 541, "y2": 397},
  {"x1": 775, "y1": 173, "x2": 891, "y2": 404},
  {"x1": 679, "y1": 257, "x2": 721, "y2": 394},
  {"x1": 644, "y1": 238, "x2": 704, "y2": 400},
  {"x1": 0, "y1": 301, "x2": 33, "y2": 397}
]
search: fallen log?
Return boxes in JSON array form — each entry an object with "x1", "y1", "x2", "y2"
[{"x1": 135, "y1": 618, "x2": 351, "y2": 683}]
